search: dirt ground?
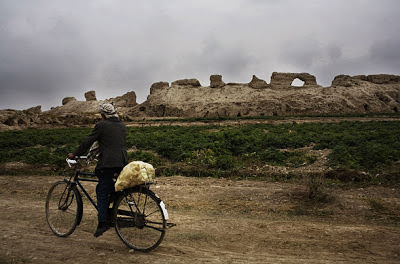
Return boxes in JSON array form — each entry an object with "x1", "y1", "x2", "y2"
[{"x1": 0, "y1": 175, "x2": 399, "y2": 264}]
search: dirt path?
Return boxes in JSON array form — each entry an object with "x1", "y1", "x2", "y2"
[{"x1": 0, "y1": 175, "x2": 399, "y2": 263}]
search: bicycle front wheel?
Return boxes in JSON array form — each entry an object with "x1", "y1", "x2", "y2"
[
  {"x1": 45, "y1": 180, "x2": 82, "y2": 237},
  {"x1": 114, "y1": 186, "x2": 166, "y2": 252}
]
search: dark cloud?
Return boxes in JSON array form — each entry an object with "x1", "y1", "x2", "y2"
[
  {"x1": 278, "y1": 35, "x2": 400, "y2": 86},
  {"x1": 169, "y1": 35, "x2": 255, "y2": 85},
  {"x1": 370, "y1": 37, "x2": 400, "y2": 70},
  {"x1": 0, "y1": 0, "x2": 399, "y2": 110}
]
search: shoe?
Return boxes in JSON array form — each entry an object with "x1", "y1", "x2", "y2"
[{"x1": 94, "y1": 221, "x2": 110, "y2": 238}]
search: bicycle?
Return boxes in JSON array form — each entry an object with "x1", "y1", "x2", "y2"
[{"x1": 45, "y1": 157, "x2": 174, "y2": 252}]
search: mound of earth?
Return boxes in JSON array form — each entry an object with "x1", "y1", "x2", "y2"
[
  {"x1": 1, "y1": 72, "x2": 400, "y2": 129},
  {"x1": 131, "y1": 73, "x2": 400, "y2": 118},
  {"x1": 0, "y1": 91, "x2": 137, "y2": 129}
]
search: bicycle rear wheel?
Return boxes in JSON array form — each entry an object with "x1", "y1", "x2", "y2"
[
  {"x1": 114, "y1": 186, "x2": 166, "y2": 252},
  {"x1": 45, "y1": 180, "x2": 83, "y2": 237}
]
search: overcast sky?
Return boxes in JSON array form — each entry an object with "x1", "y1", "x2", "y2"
[{"x1": 1, "y1": 0, "x2": 399, "y2": 110}]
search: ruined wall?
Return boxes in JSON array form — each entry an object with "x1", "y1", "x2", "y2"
[
  {"x1": 130, "y1": 72, "x2": 400, "y2": 118},
  {"x1": 2, "y1": 72, "x2": 400, "y2": 129},
  {"x1": 270, "y1": 72, "x2": 318, "y2": 87},
  {"x1": 332, "y1": 74, "x2": 400, "y2": 87},
  {"x1": 210, "y1": 75, "x2": 225, "y2": 88},
  {"x1": 84, "y1": 90, "x2": 97, "y2": 101},
  {"x1": 62, "y1": 97, "x2": 76, "y2": 105},
  {"x1": 146, "y1": 72, "x2": 321, "y2": 93},
  {"x1": 0, "y1": 90, "x2": 138, "y2": 129},
  {"x1": 248, "y1": 75, "x2": 269, "y2": 89}
]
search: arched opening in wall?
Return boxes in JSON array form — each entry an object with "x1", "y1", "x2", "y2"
[{"x1": 291, "y1": 78, "x2": 305, "y2": 87}]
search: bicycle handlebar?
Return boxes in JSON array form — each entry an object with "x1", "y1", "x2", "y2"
[
  {"x1": 66, "y1": 158, "x2": 77, "y2": 167},
  {"x1": 66, "y1": 156, "x2": 88, "y2": 167}
]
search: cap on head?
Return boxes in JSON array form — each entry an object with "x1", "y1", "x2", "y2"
[{"x1": 98, "y1": 103, "x2": 118, "y2": 118}]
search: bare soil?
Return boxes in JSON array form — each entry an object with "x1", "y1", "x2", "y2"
[{"x1": 0, "y1": 175, "x2": 399, "y2": 264}]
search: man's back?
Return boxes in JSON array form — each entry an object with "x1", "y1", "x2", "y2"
[
  {"x1": 96, "y1": 117, "x2": 128, "y2": 168},
  {"x1": 73, "y1": 116, "x2": 128, "y2": 169}
]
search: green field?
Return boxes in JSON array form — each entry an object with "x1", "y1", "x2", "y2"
[{"x1": 1, "y1": 121, "x2": 399, "y2": 182}]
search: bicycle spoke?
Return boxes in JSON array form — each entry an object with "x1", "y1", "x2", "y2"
[
  {"x1": 136, "y1": 192, "x2": 142, "y2": 213},
  {"x1": 145, "y1": 209, "x2": 161, "y2": 218},
  {"x1": 145, "y1": 220, "x2": 165, "y2": 226},
  {"x1": 46, "y1": 181, "x2": 82, "y2": 237},
  {"x1": 117, "y1": 209, "x2": 135, "y2": 217},
  {"x1": 59, "y1": 210, "x2": 77, "y2": 215},
  {"x1": 126, "y1": 195, "x2": 141, "y2": 213},
  {"x1": 144, "y1": 224, "x2": 164, "y2": 232},
  {"x1": 143, "y1": 192, "x2": 148, "y2": 215},
  {"x1": 114, "y1": 187, "x2": 166, "y2": 252}
]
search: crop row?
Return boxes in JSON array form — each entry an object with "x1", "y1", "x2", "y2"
[{"x1": 1, "y1": 121, "x2": 399, "y2": 176}]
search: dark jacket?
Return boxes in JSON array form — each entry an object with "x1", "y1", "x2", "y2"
[{"x1": 74, "y1": 117, "x2": 128, "y2": 168}]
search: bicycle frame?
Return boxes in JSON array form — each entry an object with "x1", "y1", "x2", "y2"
[
  {"x1": 65, "y1": 157, "x2": 102, "y2": 211},
  {"x1": 72, "y1": 171, "x2": 99, "y2": 211},
  {"x1": 47, "y1": 157, "x2": 175, "y2": 250}
]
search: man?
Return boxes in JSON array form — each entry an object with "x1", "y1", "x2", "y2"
[{"x1": 68, "y1": 103, "x2": 128, "y2": 237}]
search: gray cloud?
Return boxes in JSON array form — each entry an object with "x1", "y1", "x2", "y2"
[
  {"x1": 370, "y1": 37, "x2": 400, "y2": 69},
  {"x1": 0, "y1": 0, "x2": 399, "y2": 110}
]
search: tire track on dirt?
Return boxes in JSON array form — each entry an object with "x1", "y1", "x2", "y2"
[{"x1": 0, "y1": 175, "x2": 399, "y2": 263}]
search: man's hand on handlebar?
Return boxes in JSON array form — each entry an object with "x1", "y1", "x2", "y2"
[{"x1": 68, "y1": 153, "x2": 75, "y2": 159}]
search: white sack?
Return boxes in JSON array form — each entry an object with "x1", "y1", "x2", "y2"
[{"x1": 115, "y1": 161, "x2": 155, "y2": 192}]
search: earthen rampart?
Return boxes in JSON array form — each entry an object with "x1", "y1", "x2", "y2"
[{"x1": 1, "y1": 72, "x2": 400, "y2": 129}]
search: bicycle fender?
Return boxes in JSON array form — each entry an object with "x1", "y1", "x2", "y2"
[
  {"x1": 159, "y1": 201, "x2": 169, "y2": 220},
  {"x1": 139, "y1": 187, "x2": 169, "y2": 220},
  {"x1": 152, "y1": 192, "x2": 169, "y2": 220}
]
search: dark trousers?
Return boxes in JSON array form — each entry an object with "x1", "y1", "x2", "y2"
[{"x1": 95, "y1": 167, "x2": 122, "y2": 222}]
